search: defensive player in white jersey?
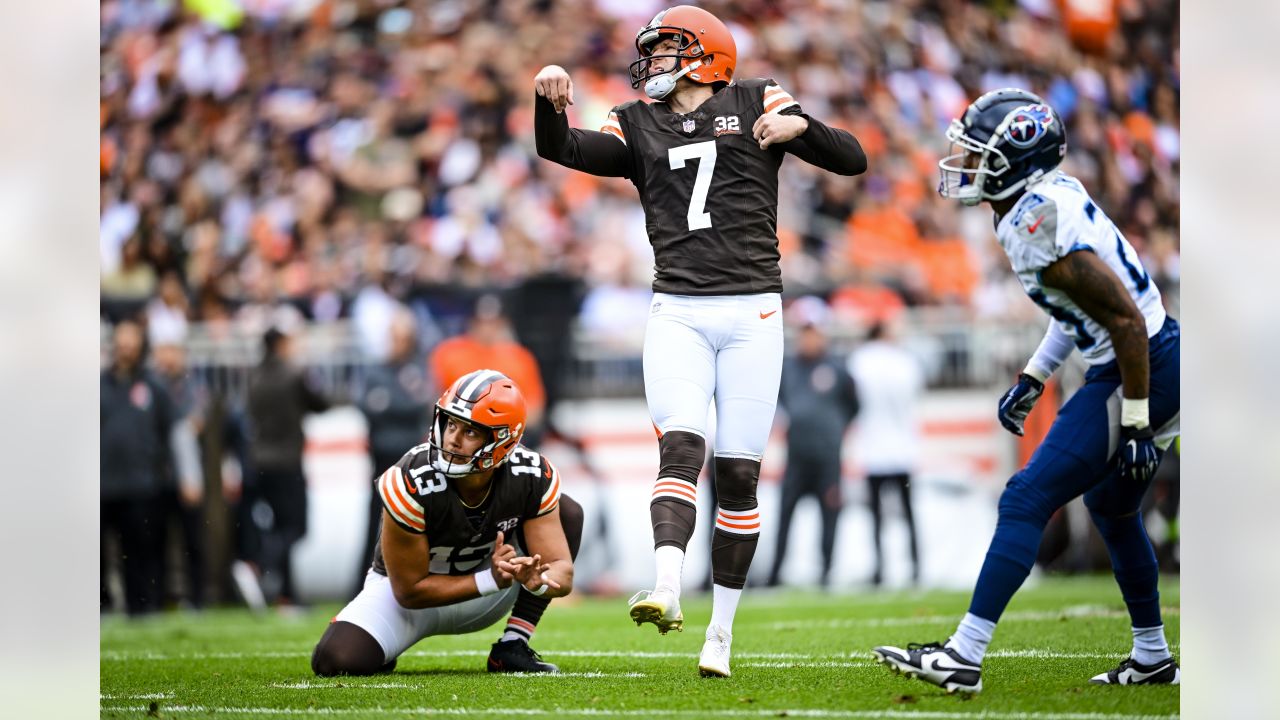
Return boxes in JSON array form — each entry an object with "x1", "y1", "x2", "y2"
[{"x1": 872, "y1": 89, "x2": 1180, "y2": 693}]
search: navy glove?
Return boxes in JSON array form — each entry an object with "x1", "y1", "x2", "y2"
[
  {"x1": 997, "y1": 373, "x2": 1044, "y2": 436},
  {"x1": 1117, "y1": 424, "x2": 1160, "y2": 484}
]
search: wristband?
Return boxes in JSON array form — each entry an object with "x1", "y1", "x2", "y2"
[
  {"x1": 474, "y1": 568, "x2": 500, "y2": 597},
  {"x1": 1022, "y1": 364, "x2": 1050, "y2": 384},
  {"x1": 1121, "y1": 397, "x2": 1150, "y2": 430},
  {"x1": 530, "y1": 572, "x2": 551, "y2": 597}
]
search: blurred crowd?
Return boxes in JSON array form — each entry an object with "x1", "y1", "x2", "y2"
[
  {"x1": 100, "y1": 0, "x2": 1181, "y2": 610},
  {"x1": 101, "y1": 0, "x2": 1181, "y2": 351}
]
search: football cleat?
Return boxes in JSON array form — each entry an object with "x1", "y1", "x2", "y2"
[
  {"x1": 628, "y1": 588, "x2": 684, "y2": 634},
  {"x1": 1089, "y1": 656, "x2": 1180, "y2": 685},
  {"x1": 872, "y1": 641, "x2": 982, "y2": 694},
  {"x1": 486, "y1": 639, "x2": 559, "y2": 673},
  {"x1": 698, "y1": 624, "x2": 732, "y2": 678}
]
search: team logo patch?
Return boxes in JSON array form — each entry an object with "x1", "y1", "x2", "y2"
[{"x1": 1004, "y1": 104, "x2": 1054, "y2": 149}]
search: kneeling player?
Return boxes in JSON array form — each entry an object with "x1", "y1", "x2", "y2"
[{"x1": 312, "y1": 370, "x2": 582, "y2": 675}]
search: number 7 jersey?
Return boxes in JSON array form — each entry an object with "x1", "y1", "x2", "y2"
[
  {"x1": 369, "y1": 443, "x2": 562, "y2": 577},
  {"x1": 996, "y1": 172, "x2": 1166, "y2": 366},
  {"x1": 603, "y1": 79, "x2": 801, "y2": 296}
]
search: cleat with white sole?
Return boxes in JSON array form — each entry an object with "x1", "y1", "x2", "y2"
[
  {"x1": 628, "y1": 588, "x2": 684, "y2": 634},
  {"x1": 1089, "y1": 656, "x2": 1180, "y2": 685},
  {"x1": 872, "y1": 641, "x2": 982, "y2": 695},
  {"x1": 698, "y1": 624, "x2": 732, "y2": 677}
]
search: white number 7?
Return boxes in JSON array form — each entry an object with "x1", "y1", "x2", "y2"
[{"x1": 668, "y1": 141, "x2": 717, "y2": 231}]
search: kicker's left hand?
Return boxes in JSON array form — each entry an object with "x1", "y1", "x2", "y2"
[{"x1": 753, "y1": 113, "x2": 808, "y2": 149}]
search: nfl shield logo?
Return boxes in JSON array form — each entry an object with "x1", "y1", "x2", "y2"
[{"x1": 682, "y1": 119, "x2": 696, "y2": 133}]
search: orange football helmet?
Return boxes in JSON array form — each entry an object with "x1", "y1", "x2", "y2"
[
  {"x1": 629, "y1": 6, "x2": 737, "y2": 99},
  {"x1": 430, "y1": 369, "x2": 527, "y2": 477}
]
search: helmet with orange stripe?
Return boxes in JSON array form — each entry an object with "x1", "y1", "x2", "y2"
[
  {"x1": 629, "y1": 6, "x2": 737, "y2": 100},
  {"x1": 429, "y1": 369, "x2": 527, "y2": 477}
]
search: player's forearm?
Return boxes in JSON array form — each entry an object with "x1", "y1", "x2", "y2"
[
  {"x1": 781, "y1": 114, "x2": 867, "y2": 175},
  {"x1": 391, "y1": 572, "x2": 489, "y2": 609},
  {"x1": 1024, "y1": 322, "x2": 1075, "y2": 382},
  {"x1": 533, "y1": 95, "x2": 630, "y2": 177},
  {"x1": 1106, "y1": 314, "x2": 1151, "y2": 401}
]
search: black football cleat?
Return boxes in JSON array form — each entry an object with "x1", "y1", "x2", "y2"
[
  {"x1": 486, "y1": 639, "x2": 560, "y2": 673},
  {"x1": 1090, "y1": 656, "x2": 1180, "y2": 685},
  {"x1": 872, "y1": 641, "x2": 982, "y2": 694}
]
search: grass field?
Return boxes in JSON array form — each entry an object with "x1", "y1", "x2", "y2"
[{"x1": 101, "y1": 574, "x2": 1178, "y2": 719}]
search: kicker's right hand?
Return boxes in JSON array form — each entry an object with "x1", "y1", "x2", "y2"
[
  {"x1": 490, "y1": 531, "x2": 516, "y2": 588},
  {"x1": 997, "y1": 373, "x2": 1045, "y2": 436},
  {"x1": 534, "y1": 65, "x2": 574, "y2": 113}
]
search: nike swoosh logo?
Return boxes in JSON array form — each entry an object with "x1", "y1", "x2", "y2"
[
  {"x1": 759, "y1": 310, "x2": 777, "y2": 319},
  {"x1": 1122, "y1": 663, "x2": 1174, "y2": 682},
  {"x1": 1027, "y1": 216, "x2": 1045, "y2": 233},
  {"x1": 925, "y1": 655, "x2": 975, "y2": 673}
]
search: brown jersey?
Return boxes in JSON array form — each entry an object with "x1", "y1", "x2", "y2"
[
  {"x1": 370, "y1": 443, "x2": 562, "y2": 577},
  {"x1": 605, "y1": 79, "x2": 801, "y2": 295},
  {"x1": 534, "y1": 76, "x2": 866, "y2": 295}
]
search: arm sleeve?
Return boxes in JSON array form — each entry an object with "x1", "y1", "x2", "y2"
[
  {"x1": 533, "y1": 94, "x2": 632, "y2": 178},
  {"x1": 1024, "y1": 321, "x2": 1076, "y2": 382},
  {"x1": 778, "y1": 111, "x2": 868, "y2": 176},
  {"x1": 759, "y1": 80, "x2": 866, "y2": 176}
]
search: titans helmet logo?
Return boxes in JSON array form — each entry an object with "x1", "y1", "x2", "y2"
[{"x1": 1004, "y1": 104, "x2": 1055, "y2": 148}]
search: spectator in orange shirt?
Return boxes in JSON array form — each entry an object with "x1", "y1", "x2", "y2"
[{"x1": 430, "y1": 294, "x2": 547, "y2": 446}]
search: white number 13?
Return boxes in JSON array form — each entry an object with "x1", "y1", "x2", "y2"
[{"x1": 668, "y1": 141, "x2": 717, "y2": 231}]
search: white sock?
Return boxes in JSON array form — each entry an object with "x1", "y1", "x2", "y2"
[
  {"x1": 946, "y1": 613, "x2": 996, "y2": 664},
  {"x1": 709, "y1": 584, "x2": 742, "y2": 636},
  {"x1": 1131, "y1": 625, "x2": 1171, "y2": 665},
  {"x1": 500, "y1": 630, "x2": 526, "y2": 644},
  {"x1": 654, "y1": 545, "x2": 685, "y2": 596}
]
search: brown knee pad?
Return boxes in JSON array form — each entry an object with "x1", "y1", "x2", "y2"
[
  {"x1": 650, "y1": 431, "x2": 705, "y2": 550},
  {"x1": 710, "y1": 457, "x2": 762, "y2": 589}
]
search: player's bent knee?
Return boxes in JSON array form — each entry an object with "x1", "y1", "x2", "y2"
[
  {"x1": 658, "y1": 431, "x2": 706, "y2": 483},
  {"x1": 311, "y1": 621, "x2": 387, "y2": 677},
  {"x1": 713, "y1": 457, "x2": 760, "y2": 510},
  {"x1": 558, "y1": 493, "x2": 584, "y2": 560},
  {"x1": 996, "y1": 476, "x2": 1056, "y2": 526}
]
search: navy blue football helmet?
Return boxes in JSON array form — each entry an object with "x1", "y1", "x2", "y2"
[{"x1": 938, "y1": 88, "x2": 1067, "y2": 206}]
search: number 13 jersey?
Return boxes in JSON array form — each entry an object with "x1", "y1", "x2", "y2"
[
  {"x1": 603, "y1": 79, "x2": 802, "y2": 296},
  {"x1": 369, "y1": 444, "x2": 562, "y2": 577}
]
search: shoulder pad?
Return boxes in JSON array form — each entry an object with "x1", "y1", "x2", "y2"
[
  {"x1": 734, "y1": 78, "x2": 770, "y2": 91},
  {"x1": 612, "y1": 99, "x2": 645, "y2": 115}
]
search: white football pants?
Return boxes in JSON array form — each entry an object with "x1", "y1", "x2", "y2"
[{"x1": 642, "y1": 293, "x2": 784, "y2": 461}]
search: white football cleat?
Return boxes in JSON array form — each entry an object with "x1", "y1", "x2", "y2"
[
  {"x1": 698, "y1": 624, "x2": 732, "y2": 678},
  {"x1": 628, "y1": 587, "x2": 684, "y2": 634},
  {"x1": 1089, "y1": 656, "x2": 1180, "y2": 685},
  {"x1": 872, "y1": 641, "x2": 982, "y2": 694}
]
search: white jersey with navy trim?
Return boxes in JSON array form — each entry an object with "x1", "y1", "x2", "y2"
[{"x1": 995, "y1": 172, "x2": 1165, "y2": 366}]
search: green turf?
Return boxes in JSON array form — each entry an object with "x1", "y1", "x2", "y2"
[{"x1": 101, "y1": 574, "x2": 1178, "y2": 718}]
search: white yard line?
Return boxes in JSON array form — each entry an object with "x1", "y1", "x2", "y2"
[
  {"x1": 98, "y1": 692, "x2": 174, "y2": 700},
  {"x1": 757, "y1": 606, "x2": 1181, "y2": 630},
  {"x1": 96, "y1": 706, "x2": 1178, "y2": 719},
  {"x1": 271, "y1": 672, "x2": 645, "y2": 688}
]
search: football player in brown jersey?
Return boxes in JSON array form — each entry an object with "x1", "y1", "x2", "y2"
[
  {"x1": 311, "y1": 370, "x2": 583, "y2": 675},
  {"x1": 534, "y1": 4, "x2": 867, "y2": 678}
]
